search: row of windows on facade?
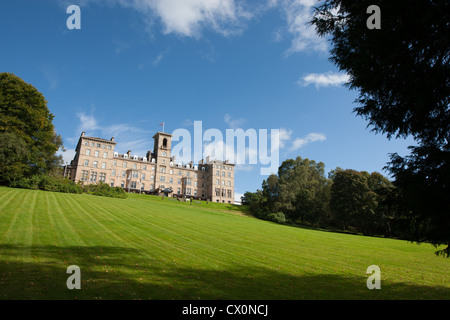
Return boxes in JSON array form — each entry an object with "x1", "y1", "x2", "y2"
[
  {"x1": 82, "y1": 160, "x2": 233, "y2": 179},
  {"x1": 84, "y1": 141, "x2": 113, "y2": 150},
  {"x1": 79, "y1": 170, "x2": 233, "y2": 198},
  {"x1": 83, "y1": 148, "x2": 234, "y2": 172},
  {"x1": 80, "y1": 170, "x2": 232, "y2": 187}
]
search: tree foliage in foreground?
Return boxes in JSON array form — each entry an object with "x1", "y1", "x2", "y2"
[
  {"x1": 0, "y1": 72, "x2": 63, "y2": 184},
  {"x1": 311, "y1": 0, "x2": 449, "y2": 256}
]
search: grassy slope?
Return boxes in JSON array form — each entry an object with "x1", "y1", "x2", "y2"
[{"x1": 0, "y1": 186, "x2": 448, "y2": 300}]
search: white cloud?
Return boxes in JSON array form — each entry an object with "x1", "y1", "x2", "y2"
[
  {"x1": 112, "y1": 0, "x2": 250, "y2": 38},
  {"x1": 59, "y1": 148, "x2": 76, "y2": 165},
  {"x1": 290, "y1": 132, "x2": 326, "y2": 151},
  {"x1": 224, "y1": 113, "x2": 245, "y2": 129},
  {"x1": 76, "y1": 112, "x2": 99, "y2": 135},
  {"x1": 73, "y1": 112, "x2": 153, "y2": 157},
  {"x1": 278, "y1": 128, "x2": 293, "y2": 149},
  {"x1": 280, "y1": 0, "x2": 328, "y2": 55},
  {"x1": 298, "y1": 72, "x2": 350, "y2": 88}
]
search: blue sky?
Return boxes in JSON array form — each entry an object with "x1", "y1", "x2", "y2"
[{"x1": 0, "y1": 0, "x2": 414, "y2": 200}]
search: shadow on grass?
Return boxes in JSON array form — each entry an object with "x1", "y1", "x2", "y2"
[{"x1": 0, "y1": 244, "x2": 448, "y2": 300}]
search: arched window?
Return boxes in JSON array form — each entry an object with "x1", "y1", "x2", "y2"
[{"x1": 162, "y1": 138, "x2": 168, "y2": 148}]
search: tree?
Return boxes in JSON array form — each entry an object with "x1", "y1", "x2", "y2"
[
  {"x1": 0, "y1": 132, "x2": 28, "y2": 184},
  {"x1": 277, "y1": 157, "x2": 329, "y2": 224},
  {"x1": 312, "y1": 0, "x2": 450, "y2": 256},
  {"x1": 0, "y1": 73, "x2": 63, "y2": 183}
]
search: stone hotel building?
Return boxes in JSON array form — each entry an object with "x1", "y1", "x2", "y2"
[{"x1": 66, "y1": 131, "x2": 235, "y2": 203}]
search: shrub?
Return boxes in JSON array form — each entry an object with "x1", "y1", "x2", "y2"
[
  {"x1": 267, "y1": 212, "x2": 287, "y2": 224},
  {"x1": 10, "y1": 175, "x2": 82, "y2": 194},
  {"x1": 83, "y1": 182, "x2": 127, "y2": 199}
]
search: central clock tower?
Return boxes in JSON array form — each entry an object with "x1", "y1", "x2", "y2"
[{"x1": 152, "y1": 131, "x2": 172, "y2": 163}]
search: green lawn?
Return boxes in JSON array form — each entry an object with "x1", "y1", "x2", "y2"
[{"x1": 0, "y1": 186, "x2": 448, "y2": 300}]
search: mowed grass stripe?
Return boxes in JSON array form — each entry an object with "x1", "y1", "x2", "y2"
[
  {"x1": 123, "y1": 197, "x2": 363, "y2": 274},
  {"x1": 1, "y1": 187, "x2": 449, "y2": 299},
  {"x1": 109, "y1": 196, "x2": 289, "y2": 269},
  {"x1": 46, "y1": 192, "x2": 86, "y2": 246},
  {"x1": 78, "y1": 195, "x2": 224, "y2": 267}
]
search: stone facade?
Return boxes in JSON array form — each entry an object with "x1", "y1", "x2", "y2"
[{"x1": 65, "y1": 131, "x2": 235, "y2": 203}]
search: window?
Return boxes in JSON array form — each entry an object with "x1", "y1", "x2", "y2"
[
  {"x1": 99, "y1": 173, "x2": 106, "y2": 182},
  {"x1": 84, "y1": 160, "x2": 89, "y2": 166},
  {"x1": 216, "y1": 179, "x2": 219, "y2": 185},
  {"x1": 102, "y1": 162, "x2": 106, "y2": 169},
  {"x1": 112, "y1": 169, "x2": 116, "y2": 177},
  {"x1": 90, "y1": 171, "x2": 97, "y2": 182},
  {"x1": 103, "y1": 152, "x2": 108, "y2": 158},
  {"x1": 95, "y1": 150, "x2": 99, "y2": 157},
  {"x1": 142, "y1": 173, "x2": 146, "y2": 180},
  {"x1": 93, "y1": 161, "x2": 98, "y2": 168},
  {"x1": 113, "y1": 160, "x2": 117, "y2": 166},
  {"x1": 228, "y1": 172, "x2": 231, "y2": 178},
  {"x1": 222, "y1": 172, "x2": 225, "y2": 177},
  {"x1": 143, "y1": 165, "x2": 147, "y2": 170},
  {"x1": 97, "y1": 143, "x2": 101, "y2": 148},
  {"x1": 110, "y1": 180, "x2": 115, "y2": 187},
  {"x1": 84, "y1": 141, "x2": 89, "y2": 146},
  {"x1": 186, "y1": 179, "x2": 192, "y2": 186},
  {"x1": 215, "y1": 188, "x2": 220, "y2": 197},
  {"x1": 123, "y1": 162, "x2": 127, "y2": 168},
  {"x1": 81, "y1": 170, "x2": 89, "y2": 181},
  {"x1": 131, "y1": 181, "x2": 137, "y2": 189},
  {"x1": 186, "y1": 188, "x2": 192, "y2": 195},
  {"x1": 216, "y1": 171, "x2": 219, "y2": 176},
  {"x1": 178, "y1": 179, "x2": 181, "y2": 185},
  {"x1": 160, "y1": 176, "x2": 165, "y2": 183},
  {"x1": 141, "y1": 183, "x2": 145, "y2": 191},
  {"x1": 169, "y1": 169, "x2": 173, "y2": 175},
  {"x1": 227, "y1": 181, "x2": 231, "y2": 187},
  {"x1": 222, "y1": 180, "x2": 225, "y2": 186},
  {"x1": 177, "y1": 188, "x2": 181, "y2": 194},
  {"x1": 178, "y1": 171, "x2": 182, "y2": 175},
  {"x1": 151, "y1": 176, "x2": 154, "y2": 181},
  {"x1": 108, "y1": 145, "x2": 112, "y2": 150},
  {"x1": 227, "y1": 190, "x2": 232, "y2": 198},
  {"x1": 122, "y1": 171, "x2": 126, "y2": 178},
  {"x1": 91, "y1": 142, "x2": 95, "y2": 146},
  {"x1": 133, "y1": 164, "x2": 137, "y2": 169},
  {"x1": 169, "y1": 178, "x2": 173, "y2": 184},
  {"x1": 86, "y1": 149, "x2": 91, "y2": 156},
  {"x1": 161, "y1": 166, "x2": 166, "y2": 173},
  {"x1": 121, "y1": 181, "x2": 125, "y2": 188}
]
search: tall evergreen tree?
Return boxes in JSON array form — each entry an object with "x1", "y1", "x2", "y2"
[{"x1": 312, "y1": 0, "x2": 450, "y2": 256}]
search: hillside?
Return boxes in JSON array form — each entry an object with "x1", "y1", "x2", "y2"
[{"x1": 0, "y1": 186, "x2": 449, "y2": 300}]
